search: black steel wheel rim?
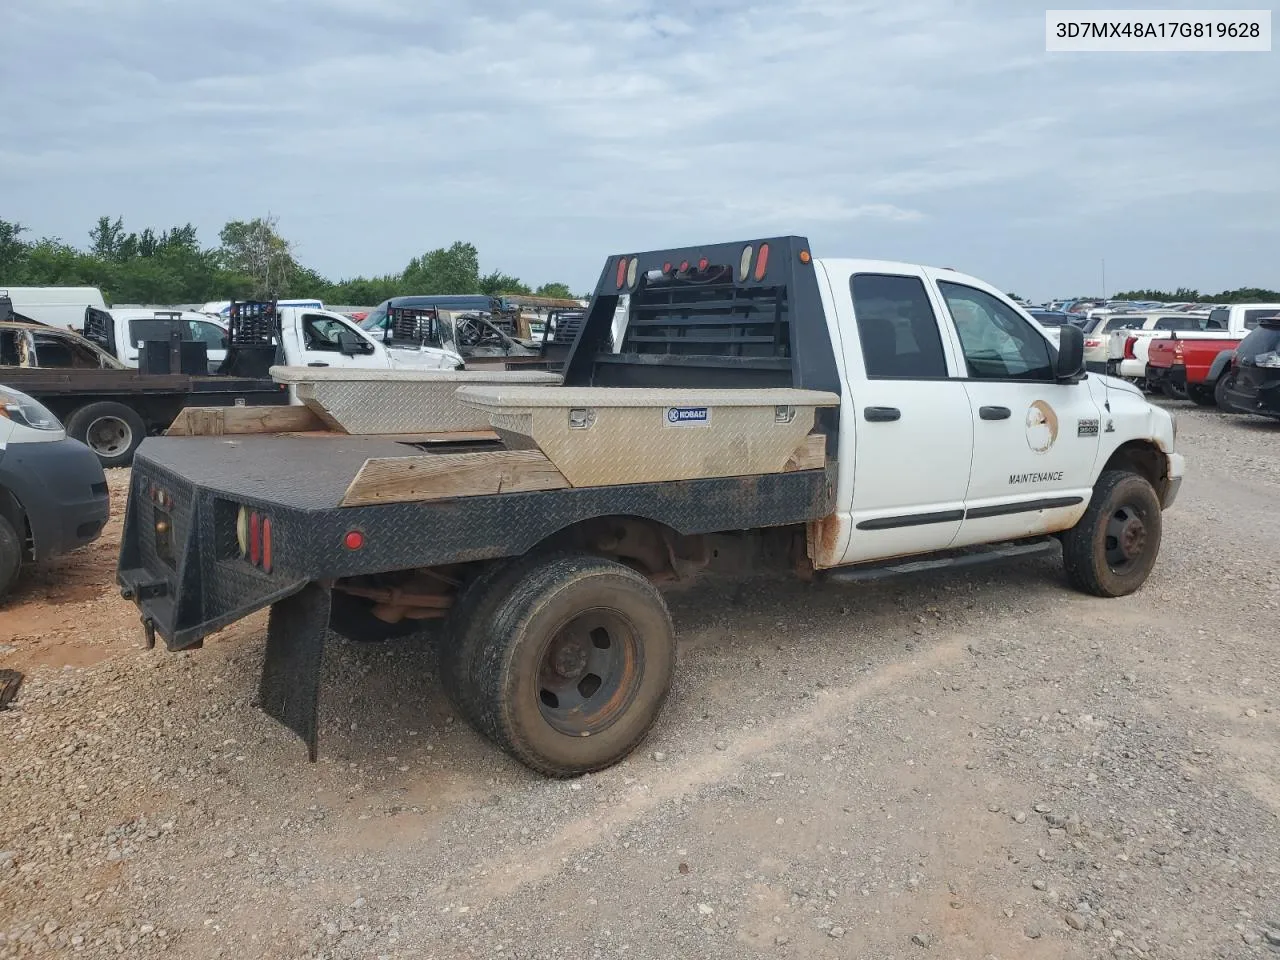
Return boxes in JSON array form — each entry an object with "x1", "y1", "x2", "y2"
[
  {"x1": 1104, "y1": 503, "x2": 1148, "y2": 573},
  {"x1": 536, "y1": 608, "x2": 643, "y2": 737}
]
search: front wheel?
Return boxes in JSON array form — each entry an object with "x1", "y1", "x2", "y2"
[
  {"x1": 0, "y1": 514, "x2": 22, "y2": 602},
  {"x1": 1215, "y1": 372, "x2": 1237, "y2": 412},
  {"x1": 1061, "y1": 470, "x2": 1163, "y2": 598},
  {"x1": 467, "y1": 554, "x2": 676, "y2": 777}
]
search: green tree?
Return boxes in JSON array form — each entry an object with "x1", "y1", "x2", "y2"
[
  {"x1": 534, "y1": 281, "x2": 574, "y2": 299},
  {"x1": 0, "y1": 219, "x2": 29, "y2": 278},
  {"x1": 479, "y1": 270, "x2": 531, "y2": 296},
  {"x1": 219, "y1": 216, "x2": 298, "y2": 297},
  {"x1": 89, "y1": 216, "x2": 128, "y2": 261},
  {"x1": 402, "y1": 241, "x2": 480, "y2": 295}
]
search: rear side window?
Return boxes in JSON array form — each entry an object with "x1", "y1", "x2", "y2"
[
  {"x1": 1153, "y1": 316, "x2": 1202, "y2": 331},
  {"x1": 1207, "y1": 308, "x2": 1229, "y2": 330},
  {"x1": 849, "y1": 274, "x2": 948, "y2": 378},
  {"x1": 1244, "y1": 308, "x2": 1280, "y2": 329},
  {"x1": 1237, "y1": 324, "x2": 1280, "y2": 357},
  {"x1": 938, "y1": 282, "x2": 1054, "y2": 381}
]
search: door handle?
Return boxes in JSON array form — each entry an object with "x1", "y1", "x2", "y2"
[
  {"x1": 863, "y1": 406, "x2": 901, "y2": 422},
  {"x1": 979, "y1": 405, "x2": 1011, "y2": 420}
]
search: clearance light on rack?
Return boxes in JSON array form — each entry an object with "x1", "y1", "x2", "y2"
[
  {"x1": 738, "y1": 245, "x2": 753, "y2": 281},
  {"x1": 753, "y1": 242, "x2": 770, "y2": 281},
  {"x1": 615, "y1": 257, "x2": 628, "y2": 289}
]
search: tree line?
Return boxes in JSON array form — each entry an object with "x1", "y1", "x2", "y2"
[
  {"x1": 0, "y1": 216, "x2": 579, "y2": 306},
  {"x1": 1109, "y1": 286, "x2": 1280, "y2": 304}
]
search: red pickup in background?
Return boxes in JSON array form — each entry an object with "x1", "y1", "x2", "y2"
[{"x1": 1145, "y1": 334, "x2": 1241, "y2": 405}]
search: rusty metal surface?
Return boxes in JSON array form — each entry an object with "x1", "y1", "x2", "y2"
[{"x1": 457, "y1": 386, "x2": 839, "y2": 486}]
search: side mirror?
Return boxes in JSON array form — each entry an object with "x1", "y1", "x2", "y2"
[
  {"x1": 338, "y1": 331, "x2": 365, "y2": 357},
  {"x1": 1055, "y1": 324, "x2": 1086, "y2": 381}
]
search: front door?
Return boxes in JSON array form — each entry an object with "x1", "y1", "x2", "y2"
[
  {"x1": 928, "y1": 277, "x2": 1101, "y2": 546},
  {"x1": 296, "y1": 312, "x2": 372, "y2": 368},
  {"x1": 827, "y1": 267, "x2": 975, "y2": 565}
]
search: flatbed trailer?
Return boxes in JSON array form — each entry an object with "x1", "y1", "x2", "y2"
[{"x1": 118, "y1": 236, "x2": 1182, "y2": 776}]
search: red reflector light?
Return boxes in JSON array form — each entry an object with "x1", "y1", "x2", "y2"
[
  {"x1": 344, "y1": 530, "x2": 365, "y2": 550},
  {"x1": 261, "y1": 517, "x2": 273, "y2": 573},
  {"x1": 615, "y1": 257, "x2": 627, "y2": 289},
  {"x1": 697, "y1": 257, "x2": 709, "y2": 271},
  {"x1": 248, "y1": 512, "x2": 261, "y2": 566},
  {"x1": 753, "y1": 243, "x2": 770, "y2": 281}
]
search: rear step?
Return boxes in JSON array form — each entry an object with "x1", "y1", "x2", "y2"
[{"x1": 822, "y1": 537, "x2": 1058, "y2": 583}]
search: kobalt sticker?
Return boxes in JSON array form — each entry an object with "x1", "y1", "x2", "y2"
[{"x1": 665, "y1": 406, "x2": 710, "y2": 427}]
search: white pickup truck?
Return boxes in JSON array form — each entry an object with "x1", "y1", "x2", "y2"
[
  {"x1": 117, "y1": 236, "x2": 1183, "y2": 777},
  {"x1": 88, "y1": 306, "x2": 461, "y2": 373}
]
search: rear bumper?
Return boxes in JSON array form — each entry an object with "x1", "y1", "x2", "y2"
[
  {"x1": 1145, "y1": 364, "x2": 1185, "y2": 389},
  {"x1": 0, "y1": 438, "x2": 109, "y2": 561},
  {"x1": 1221, "y1": 374, "x2": 1280, "y2": 418}
]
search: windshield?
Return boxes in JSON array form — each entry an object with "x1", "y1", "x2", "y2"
[
  {"x1": 1237, "y1": 323, "x2": 1280, "y2": 358},
  {"x1": 361, "y1": 304, "x2": 388, "y2": 332}
]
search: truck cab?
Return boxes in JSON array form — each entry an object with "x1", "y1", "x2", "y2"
[{"x1": 87, "y1": 308, "x2": 230, "y2": 374}]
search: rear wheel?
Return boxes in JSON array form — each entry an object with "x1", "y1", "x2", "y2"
[
  {"x1": 65, "y1": 401, "x2": 146, "y2": 468},
  {"x1": 0, "y1": 514, "x2": 22, "y2": 601},
  {"x1": 467, "y1": 554, "x2": 676, "y2": 777},
  {"x1": 1061, "y1": 470, "x2": 1162, "y2": 598},
  {"x1": 1160, "y1": 380, "x2": 1188, "y2": 401},
  {"x1": 1187, "y1": 384, "x2": 1216, "y2": 406}
]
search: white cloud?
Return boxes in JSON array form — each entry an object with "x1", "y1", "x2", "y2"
[{"x1": 0, "y1": 0, "x2": 1276, "y2": 297}]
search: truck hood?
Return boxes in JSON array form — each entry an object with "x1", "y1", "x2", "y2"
[{"x1": 1093, "y1": 373, "x2": 1143, "y2": 397}]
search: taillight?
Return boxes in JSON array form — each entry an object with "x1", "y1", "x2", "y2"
[
  {"x1": 1124, "y1": 336, "x2": 1138, "y2": 360},
  {"x1": 738, "y1": 245, "x2": 753, "y2": 281},
  {"x1": 753, "y1": 243, "x2": 770, "y2": 281},
  {"x1": 1173, "y1": 341, "x2": 1185, "y2": 362},
  {"x1": 1085, "y1": 338, "x2": 1102, "y2": 348},
  {"x1": 236, "y1": 505, "x2": 273, "y2": 572}
]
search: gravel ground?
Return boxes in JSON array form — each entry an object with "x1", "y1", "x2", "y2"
[{"x1": 2, "y1": 400, "x2": 1278, "y2": 960}]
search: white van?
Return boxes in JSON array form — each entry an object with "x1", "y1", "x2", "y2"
[{"x1": 1, "y1": 287, "x2": 107, "y2": 331}]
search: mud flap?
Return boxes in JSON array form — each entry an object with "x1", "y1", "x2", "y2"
[{"x1": 259, "y1": 582, "x2": 331, "y2": 761}]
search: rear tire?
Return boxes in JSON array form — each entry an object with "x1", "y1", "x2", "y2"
[
  {"x1": 65, "y1": 401, "x2": 146, "y2": 468},
  {"x1": 1160, "y1": 380, "x2": 1188, "y2": 401},
  {"x1": 0, "y1": 514, "x2": 22, "y2": 602},
  {"x1": 1061, "y1": 470, "x2": 1162, "y2": 598},
  {"x1": 469, "y1": 554, "x2": 676, "y2": 777},
  {"x1": 1187, "y1": 384, "x2": 1215, "y2": 407}
]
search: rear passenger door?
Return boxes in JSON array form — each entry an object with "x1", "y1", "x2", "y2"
[
  {"x1": 834, "y1": 269, "x2": 975, "y2": 564},
  {"x1": 929, "y1": 278, "x2": 1101, "y2": 546}
]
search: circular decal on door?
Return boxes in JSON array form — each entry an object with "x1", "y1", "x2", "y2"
[{"x1": 1025, "y1": 400, "x2": 1059, "y2": 454}]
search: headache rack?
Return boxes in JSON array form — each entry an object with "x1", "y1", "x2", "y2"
[
  {"x1": 384, "y1": 305, "x2": 441, "y2": 348},
  {"x1": 217, "y1": 300, "x2": 282, "y2": 378},
  {"x1": 561, "y1": 236, "x2": 840, "y2": 392}
]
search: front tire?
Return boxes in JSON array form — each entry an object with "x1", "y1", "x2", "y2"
[
  {"x1": 65, "y1": 401, "x2": 146, "y2": 468},
  {"x1": 1215, "y1": 372, "x2": 1238, "y2": 412},
  {"x1": 0, "y1": 514, "x2": 22, "y2": 601},
  {"x1": 468, "y1": 554, "x2": 676, "y2": 777},
  {"x1": 1061, "y1": 470, "x2": 1163, "y2": 598}
]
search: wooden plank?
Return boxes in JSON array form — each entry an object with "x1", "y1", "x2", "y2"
[
  {"x1": 165, "y1": 405, "x2": 326, "y2": 436},
  {"x1": 341, "y1": 449, "x2": 570, "y2": 507},
  {"x1": 783, "y1": 433, "x2": 827, "y2": 472}
]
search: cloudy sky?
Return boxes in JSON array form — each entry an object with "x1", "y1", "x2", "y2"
[{"x1": 2, "y1": 0, "x2": 1276, "y2": 299}]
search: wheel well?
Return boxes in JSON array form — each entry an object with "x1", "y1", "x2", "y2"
[
  {"x1": 524, "y1": 515, "x2": 709, "y2": 581},
  {"x1": 0, "y1": 486, "x2": 33, "y2": 562},
  {"x1": 1103, "y1": 441, "x2": 1170, "y2": 501}
]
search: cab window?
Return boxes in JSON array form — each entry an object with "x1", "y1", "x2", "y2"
[
  {"x1": 302, "y1": 314, "x2": 353, "y2": 352},
  {"x1": 849, "y1": 274, "x2": 948, "y2": 378},
  {"x1": 938, "y1": 282, "x2": 1054, "y2": 381},
  {"x1": 33, "y1": 333, "x2": 104, "y2": 368},
  {"x1": 1207, "y1": 308, "x2": 1229, "y2": 330},
  {"x1": 188, "y1": 320, "x2": 229, "y2": 349}
]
